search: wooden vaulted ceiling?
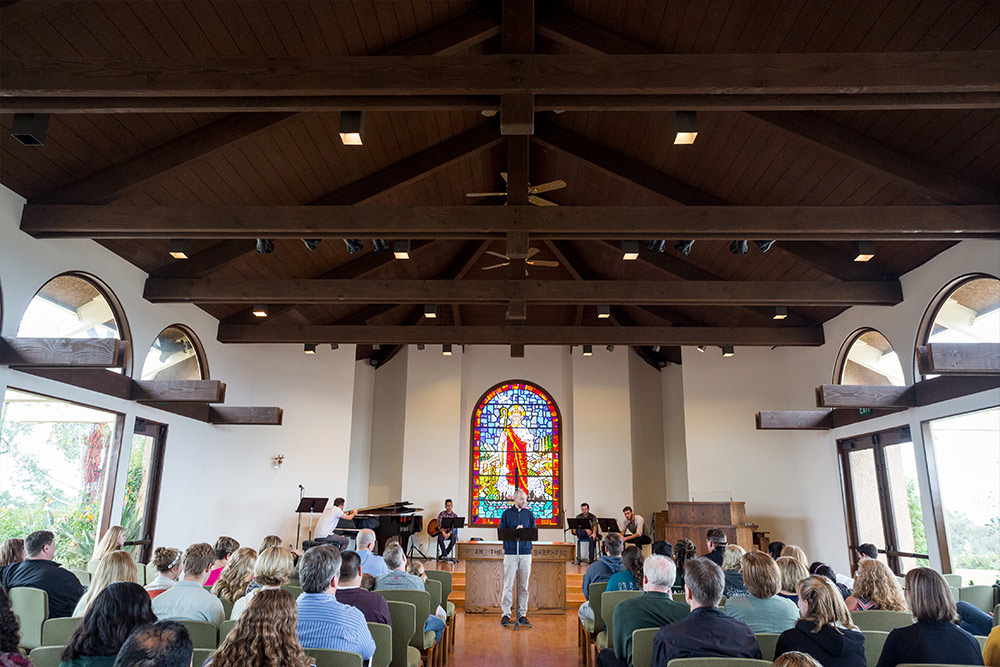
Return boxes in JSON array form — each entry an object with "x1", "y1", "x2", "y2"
[{"x1": 1, "y1": 0, "x2": 999, "y2": 367}]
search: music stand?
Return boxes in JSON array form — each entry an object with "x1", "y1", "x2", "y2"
[
  {"x1": 295, "y1": 497, "x2": 328, "y2": 550},
  {"x1": 597, "y1": 518, "x2": 621, "y2": 535},
  {"x1": 438, "y1": 517, "x2": 465, "y2": 562},
  {"x1": 497, "y1": 527, "x2": 538, "y2": 630},
  {"x1": 567, "y1": 518, "x2": 594, "y2": 565}
]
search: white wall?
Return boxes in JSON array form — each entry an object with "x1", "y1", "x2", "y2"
[
  {"x1": 629, "y1": 350, "x2": 668, "y2": 525},
  {"x1": 347, "y1": 361, "x2": 375, "y2": 507}
]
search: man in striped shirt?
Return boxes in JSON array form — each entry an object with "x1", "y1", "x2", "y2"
[{"x1": 296, "y1": 544, "x2": 376, "y2": 663}]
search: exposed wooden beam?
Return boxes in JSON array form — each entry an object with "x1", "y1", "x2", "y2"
[
  {"x1": 131, "y1": 380, "x2": 226, "y2": 404},
  {"x1": 217, "y1": 324, "x2": 824, "y2": 346},
  {"x1": 378, "y1": 7, "x2": 500, "y2": 56},
  {"x1": 0, "y1": 337, "x2": 126, "y2": 368},
  {"x1": 24, "y1": 204, "x2": 1000, "y2": 240},
  {"x1": 150, "y1": 404, "x2": 284, "y2": 425},
  {"x1": 0, "y1": 0, "x2": 66, "y2": 26},
  {"x1": 16, "y1": 367, "x2": 131, "y2": 399},
  {"x1": 145, "y1": 278, "x2": 902, "y2": 307},
  {"x1": 775, "y1": 242, "x2": 891, "y2": 281},
  {"x1": 917, "y1": 342, "x2": 1000, "y2": 375},
  {"x1": 817, "y1": 376, "x2": 1000, "y2": 409},
  {"x1": 149, "y1": 240, "x2": 256, "y2": 280},
  {"x1": 756, "y1": 408, "x2": 905, "y2": 430}
]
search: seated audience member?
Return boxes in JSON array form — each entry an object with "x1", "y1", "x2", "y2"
[
  {"x1": 855, "y1": 543, "x2": 878, "y2": 562},
  {"x1": 651, "y1": 540, "x2": 673, "y2": 558},
  {"x1": 205, "y1": 536, "x2": 240, "y2": 587},
  {"x1": 360, "y1": 573, "x2": 376, "y2": 591},
  {"x1": 775, "y1": 575, "x2": 866, "y2": 667},
  {"x1": 956, "y1": 600, "x2": 994, "y2": 636},
  {"x1": 0, "y1": 530, "x2": 84, "y2": 618},
  {"x1": 112, "y1": 620, "x2": 193, "y2": 667},
  {"x1": 774, "y1": 652, "x2": 823, "y2": 667},
  {"x1": 405, "y1": 560, "x2": 448, "y2": 623},
  {"x1": 355, "y1": 529, "x2": 389, "y2": 578},
  {"x1": 984, "y1": 625, "x2": 1000, "y2": 667},
  {"x1": 703, "y1": 528, "x2": 728, "y2": 567},
  {"x1": 258, "y1": 535, "x2": 283, "y2": 553},
  {"x1": 151, "y1": 542, "x2": 225, "y2": 625},
  {"x1": 876, "y1": 567, "x2": 984, "y2": 667},
  {"x1": 375, "y1": 544, "x2": 446, "y2": 643},
  {"x1": 296, "y1": 545, "x2": 376, "y2": 662},
  {"x1": 809, "y1": 562, "x2": 851, "y2": 599},
  {"x1": 335, "y1": 551, "x2": 391, "y2": 625},
  {"x1": 652, "y1": 558, "x2": 761, "y2": 665},
  {"x1": 575, "y1": 502, "x2": 601, "y2": 563},
  {"x1": 777, "y1": 556, "x2": 809, "y2": 605},
  {"x1": 579, "y1": 532, "x2": 625, "y2": 623},
  {"x1": 0, "y1": 539, "x2": 25, "y2": 569},
  {"x1": 724, "y1": 551, "x2": 799, "y2": 633},
  {"x1": 145, "y1": 547, "x2": 182, "y2": 599},
  {"x1": 91, "y1": 526, "x2": 126, "y2": 563},
  {"x1": 622, "y1": 506, "x2": 652, "y2": 546},
  {"x1": 0, "y1": 585, "x2": 30, "y2": 667},
  {"x1": 768, "y1": 541, "x2": 786, "y2": 562},
  {"x1": 722, "y1": 544, "x2": 749, "y2": 598},
  {"x1": 596, "y1": 555, "x2": 689, "y2": 667},
  {"x1": 206, "y1": 589, "x2": 312, "y2": 667},
  {"x1": 606, "y1": 545, "x2": 643, "y2": 591},
  {"x1": 211, "y1": 547, "x2": 257, "y2": 605},
  {"x1": 845, "y1": 558, "x2": 907, "y2": 612},
  {"x1": 232, "y1": 546, "x2": 295, "y2": 621},
  {"x1": 672, "y1": 538, "x2": 697, "y2": 591},
  {"x1": 781, "y1": 545, "x2": 809, "y2": 570},
  {"x1": 74, "y1": 550, "x2": 139, "y2": 616},
  {"x1": 61, "y1": 582, "x2": 157, "y2": 667}
]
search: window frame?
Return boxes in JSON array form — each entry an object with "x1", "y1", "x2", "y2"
[
  {"x1": 141, "y1": 323, "x2": 210, "y2": 381},
  {"x1": 833, "y1": 327, "x2": 904, "y2": 387}
]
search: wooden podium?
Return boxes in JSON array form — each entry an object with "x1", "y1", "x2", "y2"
[
  {"x1": 654, "y1": 502, "x2": 755, "y2": 552},
  {"x1": 457, "y1": 541, "x2": 575, "y2": 614}
]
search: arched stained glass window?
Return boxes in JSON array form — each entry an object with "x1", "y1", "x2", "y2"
[{"x1": 470, "y1": 380, "x2": 561, "y2": 527}]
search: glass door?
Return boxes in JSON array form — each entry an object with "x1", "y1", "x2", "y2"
[{"x1": 121, "y1": 418, "x2": 167, "y2": 563}]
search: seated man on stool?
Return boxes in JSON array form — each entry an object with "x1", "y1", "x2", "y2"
[
  {"x1": 622, "y1": 506, "x2": 652, "y2": 547},
  {"x1": 436, "y1": 498, "x2": 459, "y2": 561},
  {"x1": 313, "y1": 497, "x2": 358, "y2": 550},
  {"x1": 575, "y1": 502, "x2": 601, "y2": 563}
]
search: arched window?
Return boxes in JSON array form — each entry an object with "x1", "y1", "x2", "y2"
[
  {"x1": 919, "y1": 274, "x2": 999, "y2": 349},
  {"x1": 836, "y1": 328, "x2": 905, "y2": 386},
  {"x1": 17, "y1": 273, "x2": 130, "y2": 374},
  {"x1": 141, "y1": 325, "x2": 208, "y2": 381},
  {"x1": 470, "y1": 380, "x2": 561, "y2": 527}
]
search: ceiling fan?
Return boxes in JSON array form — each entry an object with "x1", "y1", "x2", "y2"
[
  {"x1": 482, "y1": 247, "x2": 560, "y2": 275},
  {"x1": 466, "y1": 172, "x2": 567, "y2": 206}
]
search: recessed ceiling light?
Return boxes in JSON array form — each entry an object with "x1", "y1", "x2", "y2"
[
  {"x1": 339, "y1": 111, "x2": 365, "y2": 145},
  {"x1": 252, "y1": 305, "x2": 268, "y2": 318},
  {"x1": 168, "y1": 239, "x2": 190, "y2": 260},
  {"x1": 853, "y1": 241, "x2": 876, "y2": 262},
  {"x1": 621, "y1": 240, "x2": 640, "y2": 261},
  {"x1": 673, "y1": 110, "x2": 698, "y2": 145}
]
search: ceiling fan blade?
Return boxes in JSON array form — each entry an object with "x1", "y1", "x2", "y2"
[
  {"x1": 526, "y1": 247, "x2": 540, "y2": 259},
  {"x1": 528, "y1": 195, "x2": 559, "y2": 206},
  {"x1": 481, "y1": 262, "x2": 509, "y2": 271},
  {"x1": 528, "y1": 179, "x2": 567, "y2": 194},
  {"x1": 485, "y1": 250, "x2": 510, "y2": 260},
  {"x1": 527, "y1": 260, "x2": 560, "y2": 267},
  {"x1": 466, "y1": 192, "x2": 507, "y2": 198}
]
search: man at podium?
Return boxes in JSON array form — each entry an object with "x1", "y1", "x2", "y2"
[{"x1": 499, "y1": 488, "x2": 535, "y2": 628}]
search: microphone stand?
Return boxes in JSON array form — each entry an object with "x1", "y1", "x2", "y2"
[{"x1": 295, "y1": 485, "x2": 305, "y2": 550}]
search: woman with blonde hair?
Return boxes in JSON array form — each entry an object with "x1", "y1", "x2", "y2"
[
  {"x1": 92, "y1": 525, "x2": 126, "y2": 562},
  {"x1": 258, "y1": 535, "x2": 283, "y2": 553},
  {"x1": 723, "y1": 551, "x2": 799, "y2": 633},
  {"x1": 777, "y1": 556, "x2": 809, "y2": 604},
  {"x1": 845, "y1": 558, "x2": 907, "y2": 612},
  {"x1": 722, "y1": 544, "x2": 749, "y2": 598},
  {"x1": 774, "y1": 652, "x2": 823, "y2": 667},
  {"x1": 73, "y1": 550, "x2": 138, "y2": 616},
  {"x1": 211, "y1": 547, "x2": 257, "y2": 604},
  {"x1": 0, "y1": 539, "x2": 25, "y2": 568},
  {"x1": 145, "y1": 547, "x2": 182, "y2": 599},
  {"x1": 231, "y1": 546, "x2": 294, "y2": 620},
  {"x1": 775, "y1": 575, "x2": 865, "y2": 667},
  {"x1": 203, "y1": 589, "x2": 312, "y2": 667},
  {"x1": 780, "y1": 545, "x2": 809, "y2": 570},
  {"x1": 876, "y1": 567, "x2": 983, "y2": 667}
]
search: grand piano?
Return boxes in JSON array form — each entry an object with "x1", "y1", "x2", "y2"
[{"x1": 340, "y1": 500, "x2": 424, "y2": 554}]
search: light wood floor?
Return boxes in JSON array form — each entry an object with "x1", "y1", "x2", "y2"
[{"x1": 449, "y1": 609, "x2": 581, "y2": 666}]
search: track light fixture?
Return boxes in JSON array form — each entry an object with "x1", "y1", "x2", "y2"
[
  {"x1": 648, "y1": 240, "x2": 667, "y2": 254},
  {"x1": 674, "y1": 240, "x2": 695, "y2": 256},
  {"x1": 652, "y1": 345, "x2": 661, "y2": 353},
  {"x1": 372, "y1": 239, "x2": 390, "y2": 253},
  {"x1": 722, "y1": 346, "x2": 735, "y2": 357},
  {"x1": 583, "y1": 345, "x2": 593, "y2": 357},
  {"x1": 621, "y1": 240, "x2": 640, "y2": 261},
  {"x1": 754, "y1": 240, "x2": 775, "y2": 253},
  {"x1": 370, "y1": 358, "x2": 379, "y2": 367},
  {"x1": 168, "y1": 239, "x2": 191, "y2": 260},
  {"x1": 424, "y1": 304, "x2": 437, "y2": 319},
  {"x1": 672, "y1": 110, "x2": 698, "y2": 145},
  {"x1": 442, "y1": 344, "x2": 453, "y2": 356},
  {"x1": 339, "y1": 111, "x2": 365, "y2": 145},
  {"x1": 304, "y1": 343, "x2": 317, "y2": 355},
  {"x1": 417, "y1": 343, "x2": 425, "y2": 351},
  {"x1": 773, "y1": 306, "x2": 788, "y2": 320},
  {"x1": 372, "y1": 344, "x2": 381, "y2": 351},
  {"x1": 256, "y1": 238, "x2": 275, "y2": 254},
  {"x1": 729, "y1": 240, "x2": 748, "y2": 255},
  {"x1": 252, "y1": 305, "x2": 268, "y2": 318},
  {"x1": 302, "y1": 239, "x2": 322, "y2": 251},
  {"x1": 11, "y1": 113, "x2": 49, "y2": 146},
  {"x1": 853, "y1": 241, "x2": 876, "y2": 262},
  {"x1": 606, "y1": 345, "x2": 615, "y2": 352},
  {"x1": 597, "y1": 305, "x2": 611, "y2": 319},
  {"x1": 697, "y1": 345, "x2": 707, "y2": 353},
  {"x1": 343, "y1": 238, "x2": 364, "y2": 254},
  {"x1": 330, "y1": 344, "x2": 339, "y2": 350},
  {"x1": 393, "y1": 240, "x2": 411, "y2": 260}
]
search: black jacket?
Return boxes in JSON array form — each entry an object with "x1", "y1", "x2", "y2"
[
  {"x1": 704, "y1": 547, "x2": 726, "y2": 567},
  {"x1": 652, "y1": 606, "x2": 761, "y2": 666},
  {"x1": 1, "y1": 558, "x2": 84, "y2": 618},
  {"x1": 875, "y1": 620, "x2": 984, "y2": 667},
  {"x1": 776, "y1": 620, "x2": 867, "y2": 667}
]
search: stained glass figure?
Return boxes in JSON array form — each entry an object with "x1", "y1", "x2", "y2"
[{"x1": 470, "y1": 381, "x2": 561, "y2": 527}]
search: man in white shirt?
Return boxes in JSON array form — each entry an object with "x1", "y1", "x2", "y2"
[
  {"x1": 315, "y1": 497, "x2": 358, "y2": 550},
  {"x1": 151, "y1": 542, "x2": 225, "y2": 625},
  {"x1": 622, "y1": 506, "x2": 652, "y2": 546},
  {"x1": 355, "y1": 528, "x2": 388, "y2": 577}
]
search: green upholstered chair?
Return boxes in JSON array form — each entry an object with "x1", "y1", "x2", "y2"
[
  {"x1": 220, "y1": 619, "x2": 238, "y2": 643},
  {"x1": 306, "y1": 648, "x2": 364, "y2": 667},
  {"x1": 385, "y1": 600, "x2": 421, "y2": 667},
  {"x1": 942, "y1": 573, "x2": 962, "y2": 587},
  {"x1": 959, "y1": 585, "x2": 995, "y2": 612},
  {"x1": 192, "y1": 648, "x2": 215, "y2": 666},
  {"x1": 423, "y1": 578, "x2": 446, "y2": 661},
  {"x1": 27, "y1": 646, "x2": 63, "y2": 667},
  {"x1": 219, "y1": 595, "x2": 235, "y2": 620},
  {"x1": 666, "y1": 659, "x2": 771, "y2": 667},
  {"x1": 579, "y1": 580, "x2": 608, "y2": 667},
  {"x1": 631, "y1": 627, "x2": 658, "y2": 667},
  {"x1": 283, "y1": 584, "x2": 303, "y2": 598},
  {"x1": 41, "y1": 616, "x2": 83, "y2": 646},
  {"x1": 598, "y1": 590, "x2": 643, "y2": 653},
  {"x1": 177, "y1": 620, "x2": 219, "y2": 649},
  {"x1": 368, "y1": 621, "x2": 392, "y2": 667},
  {"x1": 135, "y1": 565, "x2": 147, "y2": 586},
  {"x1": 755, "y1": 633, "x2": 780, "y2": 661},
  {"x1": 86, "y1": 559, "x2": 101, "y2": 574},
  {"x1": 146, "y1": 561, "x2": 159, "y2": 584},
  {"x1": 977, "y1": 635, "x2": 988, "y2": 651},
  {"x1": 671, "y1": 592, "x2": 687, "y2": 604},
  {"x1": 10, "y1": 586, "x2": 48, "y2": 650},
  {"x1": 852, "y1": 610, "x2": 914, "y2": 632},
  {"x1": 993, "y1": 603, "x2": 999, "y2": 627},
  {"x1": 68, "y1": 569, "x2": 91, "y2": 586},
  {"x1": 424, "y1": 569, "x2": 455, "y2": 652},
  {"x1": 379, "y1": 590, "x2": 435, "y2": 666},
  {"x1": 862, "y1": 630, "x2": 889, "y2": 667}
]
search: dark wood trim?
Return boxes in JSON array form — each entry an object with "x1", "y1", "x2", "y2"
[
  {"x1": 917, "y1": 343, "x2": 1000, "y2": 376},
  {"x1": 149, "y1": 241, "x2": 256, "y2": 280},
  {"x1": 838, "y1": 449, "x2": 861, "y2": 576},
  {"x1": 23, "y1": 205, "x2": 1000, "y2": 240},
  {"x1": 818, "y1": 376, "x2": 1000, "y2": 409},
  {"x1": 131, "y1": 417, "x2": 168, "y2": 564},
  {"x1": 756, "y1": 408, "x2": 905, "y2": 430},
  {"x1": 919, "y1": 420, "x2": 953, "y2": 574},
  {"x1": 131, "y1": 380, "x2": 226, "y2": 404},
  {"x1": 16, "y1": 367, "x2": 132, "y2": 399},
  {"x1": 1, "y1": 337, "x2": 126, "y2": 368},
  {"x1": 99, "y1": 413, "x2": 127, "y2": 540}
]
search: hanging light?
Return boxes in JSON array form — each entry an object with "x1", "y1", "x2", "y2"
[
  {"x1": 582, "y1": 345, "x2": 593, "y2": 356},
  {"x1": 722, "y1": 346, "x2": 735, "y2": 357},
  {"x1": 672, "y1": 111, "x2": 698, "y2": 145},
  {"x1": 424, "y1": 304, "x2": 437, "y2": 319},
  {"x1": 339, "y1": 111, "x2": 365, "y2": 145},
  {"x1": 168, "y1": 239, "x2": 191, "y2": 260},
  {"x1": 621, "y1": 240, "x2": 640, "y2": 261},
  {"x1": 393, "y1": 240, "x2": 411, "y2": 260},
  {"x1": 773, "y1": 306, "x2": 788, "y2": 320},
  {"x1": 597, "y1": 305, "x2": 611, "y2": 319},
  {"x1": 304, "y1": 344, "x2": 317, "y2": 355},
  {"x1": 853, "y1": 241, "x2": 876, "y2": 262},
  {"x1": 442, "y1": 344, "x2": 453, "y2": 356}
]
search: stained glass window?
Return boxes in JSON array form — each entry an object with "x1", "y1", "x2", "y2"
[{"x1": 470, "y1": 380, "x2": 561, "y2": 527}]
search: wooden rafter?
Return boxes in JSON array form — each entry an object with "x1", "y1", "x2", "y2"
[
  {"x1": 756, "y1": 408, "x2": 905, "y2": 430},
  {"x1": 817, "y1": 376, "x2": 1000, "y2": 409},
  {"x1": 917, "y1": 343, "x2": 1000, "y2": 375},
  {"x1": 0, "y1": 337, "x2": 126, "y2": 368}
]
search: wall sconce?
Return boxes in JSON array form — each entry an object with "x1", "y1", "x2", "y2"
[{"x1": 271, "y1": 455, "x2": 285, "y2": 469}]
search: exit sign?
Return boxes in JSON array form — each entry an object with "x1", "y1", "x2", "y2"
[{"x1": 859, "y1": 407, "x2": 873, "y2": 416}]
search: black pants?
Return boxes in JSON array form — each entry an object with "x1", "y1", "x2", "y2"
[
  {"x1": 438, "y1": 531, "x2": 458, "y2": 558},
  {"x1": 575, "y1": 529, "x2": 597, "y2": 560},
  {"x1": 597, "y1": 648, "x2": 628, "y2": 667},
  {"x1": 625, "y1": 534, "x2": 652, "y2": 546}
]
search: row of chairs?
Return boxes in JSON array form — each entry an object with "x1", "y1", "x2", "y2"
[{"x1": 894, "y1": 575, "x2": 996, "y2": 614}]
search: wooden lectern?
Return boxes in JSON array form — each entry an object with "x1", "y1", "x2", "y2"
[
  {"x1": 457, "y1": 541, "x2": 575, "y2": 614},
  {"x1": 654, "y1": 502, "x2": 756, "y2": 551}
]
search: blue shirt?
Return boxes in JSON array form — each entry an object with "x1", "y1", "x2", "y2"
[
  {"x1": 357, "y1": 550, "x2": 388, "y2": 578},
  {"x1": 499, "y1": 505, "x2": 536, "y2": 555},
  {"x1": 296, "y1": 592, "x2": 376, "y2": 660}
]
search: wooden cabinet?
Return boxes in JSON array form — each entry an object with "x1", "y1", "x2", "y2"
[{"x1": 654, "y1": 502, "x2": 756, "y2": 552}]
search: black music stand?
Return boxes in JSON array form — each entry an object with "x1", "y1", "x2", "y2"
[
  {"x1": 295, "y1": 497, "x2": 328, "y2": 550},
  {"x1": 567, "y1": 518, "x2": 595, "y2": 565},
  {"x1": 404, "y1": 515, "x2": 429, "y2": 560},
  {"x1": 437, "y1": 517, "x2": 465, "y2": 562},
  {"x1": 597, "y1": 518, "x2": 621, "y2": 535},
  {"x1": 497, "y1": 527, "x2": 538, "y2": 630}
]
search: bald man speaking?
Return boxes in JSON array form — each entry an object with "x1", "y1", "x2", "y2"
[{"x1": 499, "y1": 488, "x2": 536, "y2": 629}]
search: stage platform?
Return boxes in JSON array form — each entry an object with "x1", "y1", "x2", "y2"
[{"x1": 425, "y1": 558, "x2": 589, "y2": 610}]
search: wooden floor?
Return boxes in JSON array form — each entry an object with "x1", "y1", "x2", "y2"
[{"x1": 449, "y1": 609, "x2": 581, "y2": 666}]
